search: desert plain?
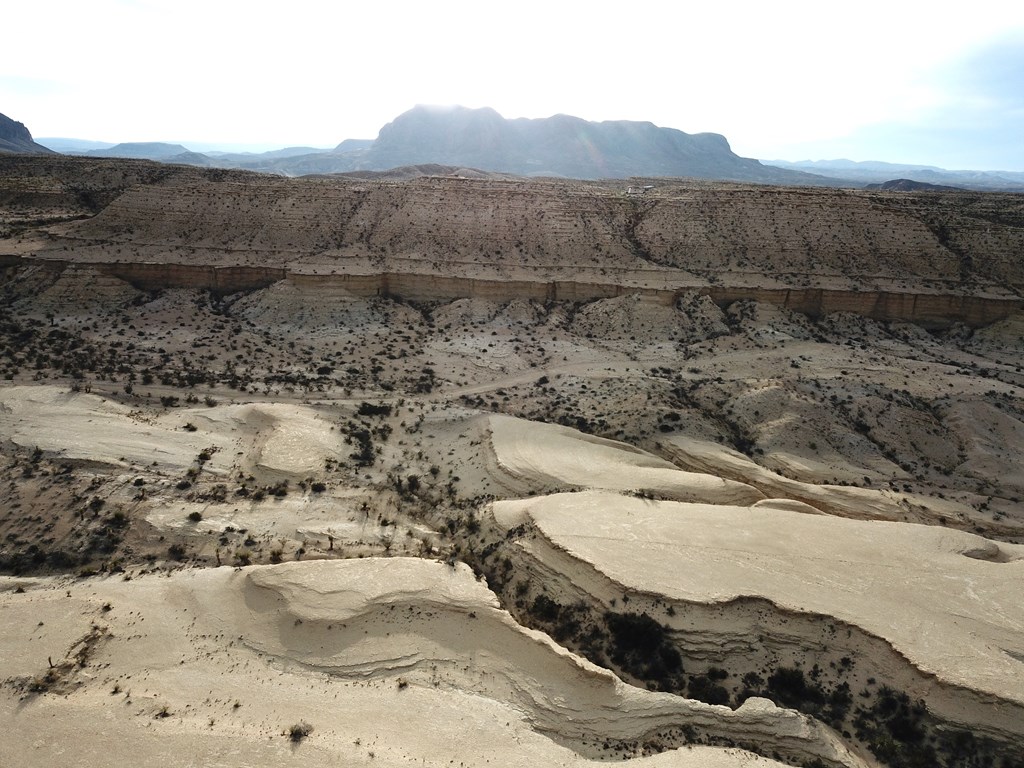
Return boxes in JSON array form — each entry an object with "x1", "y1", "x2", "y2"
[{"x1": 0, "y1": 155, "x2": 1023, "y2": 767}]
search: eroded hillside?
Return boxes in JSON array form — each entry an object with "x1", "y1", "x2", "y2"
[
  {"x1": 1, "y1": 155, "x2": 1022, "y2": 325},
  {"x1": 1, "y1": 156, "x2": 1023, "y2": 768}
]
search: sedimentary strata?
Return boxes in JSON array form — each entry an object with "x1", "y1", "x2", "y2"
[{"x1": 2, "y1": 155, "x2": 1022, "y2": 327}]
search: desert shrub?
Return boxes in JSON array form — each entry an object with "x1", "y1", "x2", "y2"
[
  {"x1": 357, "y1": 402, "x2": 391, "y2": 417},
  {"x1": 349, "y1": 428, "x2": 375, "y2": 465},
  {"x1": 767, "y1": 667, "x2": 825, "y2": 711},
  {"x1": 530, "y1": 594, "x2": 562, "y2": 622},
  {"x1": 604, "y1": 611, "x2": 683, "y2": 688},
  {"x1": 605, "y1": 611, "x2": 665, "y2": 654},
  {"x1": 688, "y1": 674, "x2": 730, "y2": 706},
  {"x1": 47, "y1": 549, "x2": 79, "y2": 569}
]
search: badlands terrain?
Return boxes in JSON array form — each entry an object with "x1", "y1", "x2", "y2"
[{"x1": 0, "y1": 154, "x2": 1023, "y2": 767}]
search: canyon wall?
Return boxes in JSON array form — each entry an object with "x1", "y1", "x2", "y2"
[{"x1": 7, "y1": 256, "x2": 1020, "y2": 328}]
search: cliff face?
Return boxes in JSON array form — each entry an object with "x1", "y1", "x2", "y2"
[
  {"x1": 0, "y1": 113, "x2": 56, "y2": 155},
  {"x1": 2, "y1": 155, "x2": 1022, "y2": 327},
  {"x1": 5, "y1": 259, "x2": 1016, "y2": 329}
]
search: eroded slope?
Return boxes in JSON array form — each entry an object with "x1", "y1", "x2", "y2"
[{"x1": 1, "y1": 559, "x2": 856, "y2": 767}]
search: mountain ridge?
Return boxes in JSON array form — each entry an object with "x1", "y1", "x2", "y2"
[
  {"x1": 766, "y1": 159, "x2": 1024, "y2": 192},
  {"x1": 22, "y1": 107, "x2": 1024, "y2": 189},
  {"x1": 38, "y1": 106, "x2": 835, "y2": 185}
]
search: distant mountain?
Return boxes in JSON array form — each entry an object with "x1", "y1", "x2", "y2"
[
  {"x1": 207, "y1": 146, "x2": 333, "y2": 161},
  {"x1": 0, "y1": 113, "x2": 56, "y2": 154},
  {"x1": 52, "y1": 108, "x2": 1024, "y2": 189},
  {"x1": 98, "y1": 107, "x2": 828, "y2": 183},
  {"x1": 85, "y1": 142, "x2": 192, "y2": 159},
  {"x1": 770, "y1": 159, "x2": 945, "y2": 173},
  {"x1": 766, "y1": 159, "x2": 1024, "y2": 192},
  {"x1": 37, "y1": 137, "x2": 116, "y2": 153},
  {"x1": 340, "y1": 105, "x2": 829, "y2": 184},
  {"x1": 64, "y1": 106, "x2": 832, "y2": 184}
]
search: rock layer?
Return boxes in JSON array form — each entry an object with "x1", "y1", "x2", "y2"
[
  {"x1": 489, "y1": 490, "x2": 1024, "y2": 750},
  {"x1": 2, "y1": 155, "x2": 1023, "y2": 328}
]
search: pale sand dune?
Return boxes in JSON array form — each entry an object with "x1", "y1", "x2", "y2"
[
  {"x1": 0, "y1": 385, "x2": 343, "y2": 480},
  {"x1": 0, "y1": 385, "x2": 235, "y2": 472},
  {"x1": 0, "y1": 560, "x2": 862, "y2": 767},
  {"x1": 236, "y1": 404, "x2": 344, "y2": 480},
  {"x1": 659, "y1": 434, "x2": 986, "y2": 526},
  {"x1": 490, "y1": 414, "x2": 765, "y2": 504},
  {"x1": 492, "y1": 491, "x2": 1024, "y2": 725}
]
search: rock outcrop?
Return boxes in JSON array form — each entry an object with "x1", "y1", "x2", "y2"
[
  {"x1": 0, "y1": 113, "x2": 55, "y2": 155},
  {"x1": 487, "y1": 490, "x2": 1024, "y2": 759}
]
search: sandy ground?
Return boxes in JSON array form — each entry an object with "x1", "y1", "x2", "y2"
[
  {"x1": 1, "y1": 263, "x2": 1023, "y2": 766},
  {"x1": 488, "y1": 413, "x2": 764, "y2": 504},
  {"x1": 0, "y1": 559, "x2": 846, "y2": 767},
  {"x1": 492, "y1": 491, "x2": 1024, "y2": 711},
  {"x1": 0, "y1": 385, "x2": 346, "y2": 480},
  {"x1": 658, "y1": 434, "x2": 999, "y2": 530}
]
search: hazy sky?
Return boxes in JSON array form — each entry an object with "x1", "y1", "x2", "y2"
[{"x1": 4, "y1": 1, "x2": 1023, "y2": 169}]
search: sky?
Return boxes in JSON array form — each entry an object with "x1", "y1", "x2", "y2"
[{"x1": 3, "y1": 0, "x2": 1023, "y2": 170}]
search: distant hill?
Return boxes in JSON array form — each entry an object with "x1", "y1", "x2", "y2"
[
  {"x1": 165, "y1": 151, "x2": 217, "y2": 167},
  {"x1": 36, "y1": 137, "x2": 116, "y2": 153},
  {"x1": 207, "y1": 146, "x2": 333, "y2": 161},
  {"x1": 85, "y1": 142, "x2": 192, "y2": 159},
  {"x1": 0, "y1": 113, "x2": 56, "y2": 154},
  {"x1": 766, "y1": 159, "x2": 1024, "y2": 192},
  {"x1": 865, "y1": 178, "x2": 965, "y2": 192}
]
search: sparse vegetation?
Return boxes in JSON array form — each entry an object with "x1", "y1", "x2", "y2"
[{"x1": 1, "y1": 161, "x2": 1023, "y2": 767}]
